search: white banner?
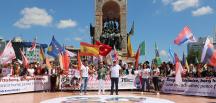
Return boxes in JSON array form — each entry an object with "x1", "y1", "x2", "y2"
[
  {"x1": 0, "y1": 76, "x2": 50, "y2": 94},
  {"x1": 59, "y1": 74, "x2": 139, "y2": 90},
  {"x1": 161, "y1": 77, "x2": 216, "y2": 97}
]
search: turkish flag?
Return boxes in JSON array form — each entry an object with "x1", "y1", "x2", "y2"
[{"x1": 95, "y1": 41, "x2": 112, "y2": 56}]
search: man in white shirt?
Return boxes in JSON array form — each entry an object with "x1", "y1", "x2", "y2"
[
  {"x1": 110, "y1": 60, "x2": 121, "y2": 95},
  {"x1": 80, "y1": 60, "x2": 89, "y2": 95}
]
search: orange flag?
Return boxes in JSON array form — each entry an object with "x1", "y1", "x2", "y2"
[{"x1": 63, "y1": 51, "x2": 70, "y2": 74}]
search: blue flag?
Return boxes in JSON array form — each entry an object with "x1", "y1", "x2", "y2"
[{"x1": 47, "y1": 36, "x2": 64, "y2": 58}]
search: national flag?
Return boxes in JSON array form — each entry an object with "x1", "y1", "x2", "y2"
[
  {"x1": 174, "y1": 53, "x2": 183, "y2": 85},
  {"x1": 139, "y1": 41, "x2": 145, "y2": 56},
  {"x1": 20, "y1": 49, "x2": 29, "y2": 68},
  {"x1": 30, "y1": 38, "x2": 36, "y2": 51},
  {"x1": 66, "y1": 50, "x2": 76, "y2": 57},
  {"x1": 201, "y1": 38, "x2": 216, "y2": 66},
  {"x1": 169, "y1": 45, "x2": 175, "y2": 63},
  {"x1": 128, "y1": 21, "x2": 134, "y2": 35},
  {"x1": 135, "y1": 46, "x2": 141, "y2": 69},
  {"x1": 112, "y1": 46, "x2": 119, "y2": 61},
  {"x1": 47, "y1": 36, "x2": 64, "y2": 58},
  {"x1": 95, "y1": 40, "x2": 112, "y2": 56},
  {"x1": 62, "y1": 48, "x2": 70, "y2": 74},
  {"x1": 0, "y1": 40, "x2": 16, "y2": 64},
  {"x1": 80, "y1": 42, "x2": 99, "y2": 56},
  {"x1": 127, "y1": 35, "x2": 133, "y2": 57},
  {"x1": 182, "y1": 52, "x2": 189, "y2": 72},
  {"x1": 174, "y1": 26, "x2": 196, "y2": 45},
  {"x1": 46, "y1": 57, "x2": 52, "y2": 69},
  {"x1": 154, "y1": 42, "x2": 162, "y2": 66},
  {"x1": 39, "y1": 48, "x2": 45, "y2": 62}
]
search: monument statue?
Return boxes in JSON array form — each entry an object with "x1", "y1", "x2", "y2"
[{"x1": 90, "y1": 0, "x2": 134, "y2": 52}]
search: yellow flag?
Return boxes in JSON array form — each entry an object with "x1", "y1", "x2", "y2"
[
  {"x1": 80, "y1": 42, "x2": 99, "y2": 56},
  {"x1": 127, "y1": 35, "x2": 133, "y2": 57}
]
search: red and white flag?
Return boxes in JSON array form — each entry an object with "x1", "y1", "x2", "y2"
[
  {"x1": 174, "y1": 53, "x2": 183, "y2": 85},
  {"x1": 0, "y1": 40, "x2": 16, "y2": 64}
]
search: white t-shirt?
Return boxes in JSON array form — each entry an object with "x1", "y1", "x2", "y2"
[
  {"x1": 140, "y1": 68, "x2": 151, "y2": 78},
  {"x1": 28, "y1": 68, "x2": 35, "y2": 76},
  {"x1": 111, "y1": 64, "x2": 121, "y2": 78},
  {"x1": 81, "y1": 65, "x2": 89, "y2": 77}
]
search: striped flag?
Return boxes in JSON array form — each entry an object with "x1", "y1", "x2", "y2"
[
  {"x1": 80, "y1": 42, "x2": 99, "y2": 56},
  {"x1": 135, "y1": 46, "x2": 141, "y2": 69},
  {"x1": 39, "y1": 48, "x2": 45, "y2": 62},
  {"x1": 174, "y1": 26, "x2": 196, "y2": 45},
  {"x1": 201, "y1": 38, "x2": 216, "y2": 66}
]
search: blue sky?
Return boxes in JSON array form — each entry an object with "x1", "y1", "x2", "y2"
[{"x1": 0, "y1": 0, "x2": 216, "y2": 62}]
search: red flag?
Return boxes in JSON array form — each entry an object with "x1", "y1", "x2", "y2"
[
  {"x1": 20, "y1": 49, "x2": 29, "y2": 68},
  {"x1": 135, "y1": 47, "x2": 140, "y2": 69},
  {"x1": 95, "y1": 40, "x2": 112, "y2": 56}
]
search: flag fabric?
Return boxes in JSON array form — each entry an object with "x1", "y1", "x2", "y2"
[
  {"x1": 139, "y1": 41, "x2": 145, "y2": 56},
  {"x1": 128, "y1": 21, "x2": 134, "y2": 35},
  {"x1": 80, "y1": 42, "x2": 99, "y2": 56},
  {"x1": 95, "y1": 40, "x2": 112, "y2": 56},
  {"x1": 169, "y1": 46, "x2": 175, "y2": 63},
  {"x1": 66, "y1": 50, "x2": 76, "y2": 57},
  {"x1": 39, "y1": 48, "x2": 45, "y2": 62},
  {"x1": 46, "y1": 57, "x2": 52, "y2": 69},
  {"x1": 0, "y1": 40, "x2": 16, "y2": 64},
  {"x1": 135, "y1": 47, "x2": 141, "y2": 69},
  {"x1": 30, "y1": 38, "x2": 36, "y2": 51},
  {"x1": 174, "y1": 53, "x2": 183, "y2": 85},
  {"x1": 112, "y1": 46, "x2": 119, "y2": 61},
  {"x1": 174, "y1": 26, "x2": 196, "y2": 45},
  {"x1": 201, "y1": 38, "x2": 216, "y2": 66},
  {"x1": 20, "y1": 49, "x2": 29, "y2": 68},
  {"x1": 182, "y1": 52, "x2": 189, "y2": 71},
  {"x1": 62, "y1": 49, "x2": 70, "y2": 74},
  {"x1": 47, "y1": 36, "x2": 64, "y2": 58},
  {"x1": 154, "y1": 42, "x2": 162, "y2": 66},
  {"x1": 127, "y1": 35, "x2": 133, "y2": 57}
]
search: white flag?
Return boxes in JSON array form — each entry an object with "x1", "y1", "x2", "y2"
[
  {"x1": 66, "y1": 50, "x2": 76, "y2": 57},
  {"x1": 0, "y1": 41, "x2": 16, "y2": 64}
]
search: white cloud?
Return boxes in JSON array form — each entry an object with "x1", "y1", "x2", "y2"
[
  {"x1": 160, "y1": 50, "x2": 168, "y2": 57},
  {"x1": 162, "y1": 0, "x2": 173, "y2": 5},
  {"x1": 192, "y1": 6, "x2": 214, "y2": 16},
  {"x1": 172, "y1": 0, "x2": 199, "y2": 12},
  {"x1": 14, "y1": 7, "x2": 52, "y2": 28},
  {"x1": 73, "y1": 37, "x2": 82, "y2": 41},
  {"x1": 57, "y1": 19, "x2": 77, "y2": 29}
]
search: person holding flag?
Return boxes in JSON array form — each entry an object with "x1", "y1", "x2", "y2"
[{"x1": 80, "y1": 60, "x2": 89, "y2": 95}]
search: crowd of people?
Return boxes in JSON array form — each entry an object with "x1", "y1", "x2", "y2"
[{"x1": 0, "y1": 59, "x2": 216, "y2": 95}]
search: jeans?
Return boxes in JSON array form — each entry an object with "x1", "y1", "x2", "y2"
[
  {"x1": 110, "y1": 78, "x2": 119, "y2": 95},
  {"x1": 80, "y1": 77, "x2": 88, "y2": 93},
  {"x1": 141, "y1": 78, "x2": 150, "y2": 92},
  {"x1": 152, "y1": 77, "x2": 160, "y2": 91},
  {"x1": 98, "y1": 79, "x2": 105, "y2": 94}
]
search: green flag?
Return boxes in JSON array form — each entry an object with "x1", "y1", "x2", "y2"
[{"x1": 140, "y1": 41, "x2": 145, "y2": 55}]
